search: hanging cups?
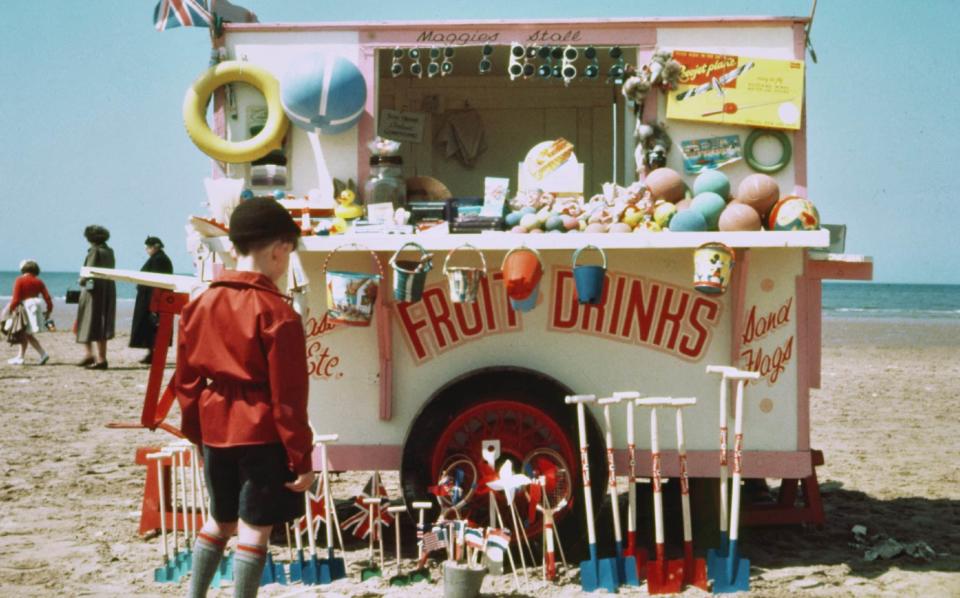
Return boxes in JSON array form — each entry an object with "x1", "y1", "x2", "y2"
[
  {"x1": 443, "y1": 244, "x2": 487, "y2": 303},
  {"x1": 389, "y1": 242, "x2": 433, "y2": 303},
  {"x1": 572, "y1": 245, "x2": 607, "y2": 305},
  {"x1": 323, "y1": 243, "x2": 384, "y2": 326},
  {"x1": 693, "y1": 242, "x2": 735, "y2": 294}
]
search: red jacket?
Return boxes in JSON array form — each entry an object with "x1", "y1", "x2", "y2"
[
  {"x1": 175, "y1": 271, "x2": 313, "y2": 474},
  {"x1": 10, "y1": 274, "x2": 52, "y2": 312}
]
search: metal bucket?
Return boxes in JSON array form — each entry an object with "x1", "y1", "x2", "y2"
[
  {"x1": 443, "y1": 562, "x2": 487, "y2": 598},
  {"x1": 693, "y1": 242, "x2": 735, "y2": 294},
  {"x1": 323, "y1": 244, "x2": 383, "y2": 326},
  {"x1": 501, "y1": 245, "x2": 542, "y2": 301},
  {"x1": 572, "y1": 244, "x2": 607, "y2": 305},
  {"x1": 443, "y1": 244, "x2": 487, "y2": 303},
  {"x1": 389, "y1": 242, "x2": 433, "y2": 303}
]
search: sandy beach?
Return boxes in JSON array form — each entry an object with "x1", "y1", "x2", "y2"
[{"x1": 0, "y1": 312, "x2": 957, "y2": 597}]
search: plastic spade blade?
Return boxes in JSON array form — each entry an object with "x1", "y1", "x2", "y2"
[
  {"x1": 579, "y1": 543, "x2": 600, "y2": 592},
  {"x1": 711, "y1": 540, "x2": 750, "y2": 593}
]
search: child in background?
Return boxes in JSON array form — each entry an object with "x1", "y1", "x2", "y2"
[
  {"x1": 3, "y1": 260, "x2": 52, "y2": 365},
  {"x1": 175, "y1": 198, "x2": 315, "y2": 598}
]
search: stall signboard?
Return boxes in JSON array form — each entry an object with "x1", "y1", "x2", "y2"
[{"x1": 666, "y1": 51, "x2": 805, "y2": 131}]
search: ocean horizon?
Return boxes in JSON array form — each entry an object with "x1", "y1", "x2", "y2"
[{"x1": 1, "y1": 272, "x2": 958, "y2": 321}]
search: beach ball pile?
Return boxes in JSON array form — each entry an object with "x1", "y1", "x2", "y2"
[{"x1": 280, "y1": 54, "x2": 367, "y2": 134}]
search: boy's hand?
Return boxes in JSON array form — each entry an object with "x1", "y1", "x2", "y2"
[{"x1": 285, "y1": 471, "x2": 317, "y2": 492}]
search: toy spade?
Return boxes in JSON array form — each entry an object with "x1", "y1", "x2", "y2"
[
  {"x1": 565, "y1": 394, "x2": 612, "y2": 593},
  {"x1": 301, "y1": 475, "x2": 321, "y2": 585},
  {"x1": 259, "y1": 542, "x2": 288, "y2": 586},
  {"x1": 316, "y1": 435, "x2": 347, "y2": 582},
  {"x1": 287, "y1": 521, "x2": 305, "y2": 583},
  {"x1": 709, "y1": 370, "x2": 759, "y2": 593},
  {"x1": 361, "y1": 496, "x2": 387, "y2": 580},
  {"x1": 599, "y1": 396, "x2": 639, "y2": 586},
  {"x1": 613, "y1": 391, "x2": 649, "y2": 580},
  {"x1": 147, "y1": 453, "x2": 177, "y2": 583},
  {"x1": 636, "y1": 398, "x2": 682, "y2": 595},
  {"x1": 410, "y1": 501, "x2": 432, "y2": 582},
  {"x1": 705, "y1": 364, "x2": 736, "y2": 569},
  {"x1": 672, "y1": 398, "x2": 708, "y2": 591},
  {"x1": 172, "y1": 447, "x2": 193, "y2": 577},
  {"x1": 387, "y1": 505, "x2": 412, "y2": 586}
]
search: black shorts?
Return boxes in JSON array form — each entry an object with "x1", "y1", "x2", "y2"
[{"x1": 203, "y1": 443, "x2": 304, "y2": 526}]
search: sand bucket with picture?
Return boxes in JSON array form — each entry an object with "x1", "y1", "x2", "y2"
[
  {"x1": 443, "y1": 244, "x2": 487, "y2": 303},
  {"x1": 323, "y1": 243, "x2": 383, "y2": 326},
  {"x1": 572, "y1": 244, "x2": 607, "y2": 305},
  {"x1": 501, "y1": 245, "x2": 542, "y2": 301},
  {"x1": 693, "y1": 242, "x2": 735, "y2": 294},
  {"x1": 389, "y1": 242, "x2": 433, "y2": 303}
]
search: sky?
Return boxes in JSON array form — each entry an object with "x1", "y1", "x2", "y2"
[{"x1": 0, "y1": 0, "x2": 957, "y2": 284}]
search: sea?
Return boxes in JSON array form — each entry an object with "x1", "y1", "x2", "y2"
[{"x1": 1, "y1": 273, "x2": 958, "y2": 320}]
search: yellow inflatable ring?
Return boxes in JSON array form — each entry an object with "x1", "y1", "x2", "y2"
[{"x1": 182, "y1": 61, "x2": 289, "y2": 163}]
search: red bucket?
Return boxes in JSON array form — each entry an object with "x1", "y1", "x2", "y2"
[{"x1": 501, "y1": 246, "x2": 542, "y2": 300}]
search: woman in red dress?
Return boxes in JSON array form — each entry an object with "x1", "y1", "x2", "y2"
[{"x1": 3, "y1": 260, "x2": 52, "y2": 365}]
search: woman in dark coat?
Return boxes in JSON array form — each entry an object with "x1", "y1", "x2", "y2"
[
  {"x1": 76, "y1": 225, "x2": 116, "y2": 369},
  {"x1": 130, "y1": 236, "x2": 174, "y2": 364}
]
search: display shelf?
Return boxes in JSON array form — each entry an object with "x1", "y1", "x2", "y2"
[{"x1": 202, "y1": 230, "x2": 829, "y2": 253}]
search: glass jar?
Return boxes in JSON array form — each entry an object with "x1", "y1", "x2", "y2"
[{"x1": 363, "y1": 155, "x2": 406, "y2": 221}]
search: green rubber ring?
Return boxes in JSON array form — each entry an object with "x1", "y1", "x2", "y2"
[{"x1": 744, "y1": 129, "x2": 792, "y2": 174}]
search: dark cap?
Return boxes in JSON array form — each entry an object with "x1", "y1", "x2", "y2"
[
  {"x1": 144, "y1": 236, "x2": 164, "y2": 248},
  {"x1": 84, "y1": 225, "x2": 110, "y2": 244},
  {"x1": 228, "y1": 197, "x2": 299, "y2": 248}
]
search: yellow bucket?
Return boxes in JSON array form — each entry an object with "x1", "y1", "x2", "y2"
[{"x1": 693, "y1": 242, "x2": 735, "y2": 294}]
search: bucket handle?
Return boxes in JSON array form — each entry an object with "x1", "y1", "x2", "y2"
[
  {"x1": 501, "y1": 245, "x2": 542, "y2": 270},
  {"x1": 443, "y1": 244, "x2": 487, "y2": 276},
  {"x1": 389, "y1": 242, "x2": 433, "y2": 274},
  {"x1": 572, "y1": 244, "x2": 607, "y2": 269},
  {"x1": 322, "y1": 243, "x2": 385, "y2": 278}
]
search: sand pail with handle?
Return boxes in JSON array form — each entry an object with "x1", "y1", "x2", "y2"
[
  {"x1": 509, "y1": 285, "x2": 540, "y2": 313},
  {"x1": 693, "y1": 242, "x2": 735, "y2": 294},
  {"x1": 572, "y1": 244, "x2": 607, "y2": 305},
  {"x1": 323, "y1": 243, "x2": 383, "y2": 326},
  {"x1": 443, "y1": 244, "x2": 487, "y2": 303},
  {"x1": 389, "y1": 242, "x2": 433, "y2": 303},
  {"x1": 501, "y1": 245, "x2": 542, "y2": 301}
]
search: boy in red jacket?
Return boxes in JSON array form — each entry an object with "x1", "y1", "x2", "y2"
[{"x1": 176, "y1": 198, "x2": 315, "y2": 597}]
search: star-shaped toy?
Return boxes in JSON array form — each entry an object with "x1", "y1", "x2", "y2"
[{"x1": 485, "y1": 461, "x2": 532, "y2": 505}]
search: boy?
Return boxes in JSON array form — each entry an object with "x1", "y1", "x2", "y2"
[{"x1": 176, "y1": 198, "x2": 315, "y2": 597}]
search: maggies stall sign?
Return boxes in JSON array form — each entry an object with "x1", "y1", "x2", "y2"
[
  {"x1": 396, "y1": 268, "x2": 722, "y2": 364},
  {"x1": 414, "y1": 29, "x2": 584, "y2": 46}
]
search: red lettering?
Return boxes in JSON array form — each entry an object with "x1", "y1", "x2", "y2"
[
  {"x1": 620, "y1": 280, "x2": 660, "y2": 343},
  {"x1": 395, "y1": 301, "x2": 431, "y2": 361},
  {"x1": 606, "y1": 275, "x2": 626, "y2": 336},
  {"x1": 306, "y1": 341, "x2": 342, "y2": 379},
  {"x1": 422, "y1": 287, "x2": 460, "y2": 349},
  {"x1": 552, "y1": 270, "x2": 579, "y2": 329},
  {"x1": 493, "y1": 272, "x2": 519, "y2": 328},
  {"x1": 479, "y1": 276, "x2": 498, "y2": 331},
  {"x1": 454, "y1": 301, "x2": 484, "y2": 337},
  {"x1": 304, "y1": 313, "x2": 336, "y2": 339},
  {"x1": 740, "y1": 336, "x2": 793, "y2": 384},
  {"x1": 679, "y1": 296, "x2": 720, "y2": 358},
  {"x1": 742, "y1": 297, "x2": 793, "y2": 345},
  {"x1": 653, "y1": 287, "x2": 689, "y2": 351}
]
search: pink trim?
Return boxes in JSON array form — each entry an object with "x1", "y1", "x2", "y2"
[
  {"x1": 791, "y1": 24, "x2": 808, "y2": 194},
  {"x1": 318, "y1": 444, "x2": 813, "y2": 478},
  {"x1": 806, "y1": 259, "x2": 873, "y2": 280},
  {"x1": 223, "y1": 16, "x2": 809, "y2": 35},
  {"x1": 376, "y1": 255, "x2": 394, "y2": 421},
  {"x1": 729, "y1": 248, "x2": 751, "y2": 366},
  {"x1": 794, "y1": 269, "x2": 810, "y2": 451},
  {"x1": 808, "y1": 277, "x2": 822, "y2": 389},
  {"x1": 357, "y1": 46, "x2": 376, "y2": 187}
]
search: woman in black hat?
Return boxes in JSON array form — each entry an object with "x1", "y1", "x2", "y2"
[
  {"x1": 76, "y1": 225, "x2": 116, "y2": 369},
  {"x1": 130, "y1": 236, "x2": 174, "y2": 364}
]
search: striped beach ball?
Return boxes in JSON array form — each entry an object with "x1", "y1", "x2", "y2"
[{"x1": 280, "y1": 54, "x2": 367, "y2": 134}]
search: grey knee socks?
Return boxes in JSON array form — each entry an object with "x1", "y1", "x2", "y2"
[
  {"x1": 233, "y1": 543, "x2": 267, "y2": 598},
  {"x1": 188, "y1": 532, "x2": 227, "y2": 598}
]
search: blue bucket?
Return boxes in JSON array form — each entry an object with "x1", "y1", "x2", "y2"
[
  {"x1": 509, "y1": 285, "x2": 539, "y2": 312},
  {"x1": 572, "y1": 245, "x2": 607, "y2": 305},
  {"x1": 389, "y1": 242, "x2": 433, "y2": 303}
]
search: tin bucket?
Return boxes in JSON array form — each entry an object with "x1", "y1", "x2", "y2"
[
  {"x1": 572, "y1": 245, "x2": 607, "y2": 305},
  {"x1": 693, "y1": 242, "x2": 735, "y2": 294},
  {"x1": 322, "y1": 243, "x2": 384, "y2": 326},
  {"x1": 389, "y1": 242, "x2": 433, "y2": 303},
  {"x1": 501, "y1": 246, "x2": 542, "y2": 301},
  {"x1": 443, "y1": 562, "x2": 487, "y2": 598},
  {"x1": 443, "y1": 244, "x2": 487, "y2": 303},
  {"x1": 509, "y1": 285, "x2": 539, "y2": 312}
]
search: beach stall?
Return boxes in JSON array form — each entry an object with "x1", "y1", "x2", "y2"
[{"x1": 95, "y1": 13, "x2": 873, "y2": 546}]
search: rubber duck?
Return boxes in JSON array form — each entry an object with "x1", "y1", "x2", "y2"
[{"x1": 334, "y1": 189, "x2": 363, "y2": 221}]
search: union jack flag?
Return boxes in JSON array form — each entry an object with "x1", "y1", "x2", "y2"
[
  {"x1": 295, "y1": 480, "x2": 327, "y2": 539},
  {"x1": 153, "y1": 0, "x2": 213, "y2": 31},
  {"x1": 340, "y1": 473, "x2": 394, "y2": 541}
]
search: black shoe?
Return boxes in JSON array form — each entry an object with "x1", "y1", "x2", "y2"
[
  {"x1": 139, "y1": 354, "x2": 153, "y2": 365},
  {"x1": 77, "y1": 357, "x2": 95, "y2": 367},
  {"x1": 86, "y1": 361, "x2": 108, "y2": 370}
]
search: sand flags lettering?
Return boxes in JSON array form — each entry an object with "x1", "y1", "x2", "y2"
[{"x1": 341, "y1": 472, "x2": 394, "y2": 541}]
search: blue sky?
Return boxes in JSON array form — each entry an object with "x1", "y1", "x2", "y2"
[{"x1": 0, "y1": 1, "x2": 957, "y2": 283}]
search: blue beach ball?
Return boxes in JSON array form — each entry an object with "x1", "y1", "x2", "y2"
[
  {"x1": 693, "y1": 169, "x2": 731, "y2": 199},
  {"x1": 280, "y1": 54, "x2": 367, "y2": 135},
  {"x1": 669, "y1": 208, "x2": 708, "y2": 232},
  {"x1": 691, "y1": 192, "x2": 728, "y2": 231}
]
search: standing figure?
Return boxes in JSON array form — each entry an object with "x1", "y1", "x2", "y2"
[
  {"x1": 3, "y1": 260, "x2": 52, "y2": 365},
  {"x1": 175, "y1": 198, "x2": 315, "y2": 598},
  {"x1": 76, "y1": 225, "x2": 116, "y2": 369},
  {"x1": 130, "y1": 236, "x2": 174, "y2": 364}
]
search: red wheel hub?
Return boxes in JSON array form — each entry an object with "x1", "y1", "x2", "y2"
[{"x1": 429, "y1": 400, "x2": 576, "y2": 536}]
